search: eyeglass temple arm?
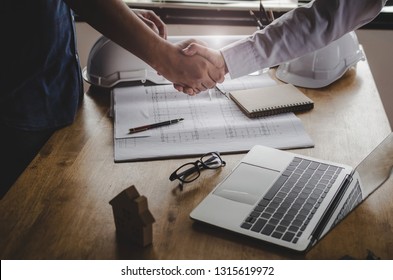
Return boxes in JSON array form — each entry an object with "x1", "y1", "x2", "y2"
[{"x1": 169, "y1": 163, "x2": 201, "y2": 181}]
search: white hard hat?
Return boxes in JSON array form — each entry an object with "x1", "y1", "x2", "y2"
[
  {"x1": 83, "y1": 35, "x2": 247, "y2": 88},
  {"x1": 82, "y1": 36, "x2": 169, "y2": 88},
  {"x1": 275, "y1": 31, "x2": 365, "y2": 88}
]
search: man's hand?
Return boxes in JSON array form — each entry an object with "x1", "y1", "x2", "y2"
[
  {"x1": 153, "y1": 39, "x2": 226, "y2": 95},
  {"x1": 132, "y1": 9, "x2": 167, "y2": 39},
  {"x1": 182, "y1": 42, "x2": 227, "y2": 72},
  {"x1": 173, "y1": 39, "x2": 224, "y2": 95},
  {"x1": 174, "y1": 42, "x2": 228, "y2": 94}
]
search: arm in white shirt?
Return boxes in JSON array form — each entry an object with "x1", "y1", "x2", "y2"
[{"x1": 221, "y1": 0, "x2": 387, "y2": 79}]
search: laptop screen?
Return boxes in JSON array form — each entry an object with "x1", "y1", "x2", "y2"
[{"x1": 355, "y1": 132, "x2": 393, "y2": 197}]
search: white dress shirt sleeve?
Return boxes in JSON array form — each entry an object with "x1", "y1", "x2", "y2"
[{"x1": 221, "y1": 0, "x2": 387, "y2": 79}]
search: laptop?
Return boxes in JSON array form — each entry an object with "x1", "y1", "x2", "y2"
[{"x1": 190, "y1": 133, "x2": 393, "y2": 252}]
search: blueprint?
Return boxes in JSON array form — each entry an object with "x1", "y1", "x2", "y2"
[{"x1": 113, "y1": 74, "x2": 314, "y2": 162}]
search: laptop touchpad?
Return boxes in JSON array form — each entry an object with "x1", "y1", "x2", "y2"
[{"x1": 213, "y1": 163, "x2": 279, "y2": 205}]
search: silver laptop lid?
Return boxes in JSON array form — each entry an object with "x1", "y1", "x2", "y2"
[
  {"x1": 355, "y1": 132, "x2": 393, "y2": 198},
  {"x1": 313, "y1": 133, "x2": 393, "y2": 245}
]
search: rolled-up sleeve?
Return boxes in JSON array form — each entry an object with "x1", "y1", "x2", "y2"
[{"x1": 221, "y1": 0, "x2": 387, "y2": 79}]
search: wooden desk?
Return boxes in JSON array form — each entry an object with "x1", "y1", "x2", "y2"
[{"x1": 1, "y1": 58, "x2": 392, "y2": 260}]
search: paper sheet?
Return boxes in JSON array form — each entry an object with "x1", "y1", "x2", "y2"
[{"x1": 113, "y1": 74, "x2": 314, "y2": 162}]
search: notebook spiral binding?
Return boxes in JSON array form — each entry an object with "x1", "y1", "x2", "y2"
[{"x1": 250, "y1": 102, "x2": 314, "y2": 117}]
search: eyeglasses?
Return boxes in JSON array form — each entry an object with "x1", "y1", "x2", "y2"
[{"x1": 169, "y1": 152, "x2": 226, "y2": 190}]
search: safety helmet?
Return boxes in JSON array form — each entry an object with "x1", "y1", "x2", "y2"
[
  {"x1": 82, "y1": 36, "x2": 169, "y2": 88},
  {"x1": 83, "y1": 35, "x2": 247, "y2": 88},
  {"x1": 275, "y1": 31, "x2": 365, "y2": 88}
]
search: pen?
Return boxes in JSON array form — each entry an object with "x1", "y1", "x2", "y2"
[
  {"x1": 208, "y1": 89, "x2": 212, "y2": 101},
  {"x1": 128, "y1": 118, "x2": 184, "y2": 134},
  {"x1": 215, "y1": 86, "x2": 230, "y2": 99},
  {"x1": 249, "y1": 10, "x2": 264, "y2": 29}
]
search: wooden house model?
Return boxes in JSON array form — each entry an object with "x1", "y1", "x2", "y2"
[{"x1": 109, "y1": 185, "x2": 155, "y2": 247}]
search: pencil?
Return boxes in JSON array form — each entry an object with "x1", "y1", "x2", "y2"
[
  {"x1": 249, "y1": 10, "x2": 264, "y2": 29},
  {"x1": 259, "y1": 0, "x2": 270, "y2": 24},
  {"x1": 128, "y1": 118, "x2": 184, "y2": 134}
]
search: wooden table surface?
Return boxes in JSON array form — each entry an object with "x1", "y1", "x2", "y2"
[{"x1": 1, "y1": 58, "x2": 392, "y2": 260}]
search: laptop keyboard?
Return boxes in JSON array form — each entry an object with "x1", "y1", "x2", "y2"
[{"x1": 240, "y1": 157, "x2": 342, "y2": 244}]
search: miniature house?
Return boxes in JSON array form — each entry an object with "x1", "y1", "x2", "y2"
[{"x1": 109, "y1": 185, "x2": 155, "y2": 247}]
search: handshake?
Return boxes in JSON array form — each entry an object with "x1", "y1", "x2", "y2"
[
  {"x1": 153, "y1": 39, "x2": 229, "y2": 96},
  {"x1": 132, "y1": 9, "x2": 230, "y2": 96}
]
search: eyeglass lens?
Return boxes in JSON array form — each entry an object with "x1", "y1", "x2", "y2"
[
  {"x1": 175, "y1": 162, "x2": 201, "y2": 183},
  {"x1": 200, "y1": 153, "x2": 224, "y2": 169}
]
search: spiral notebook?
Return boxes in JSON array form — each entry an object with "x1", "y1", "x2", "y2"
[{"x1": 229, "y1": 84, "x2": 314, "y2": 118}]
